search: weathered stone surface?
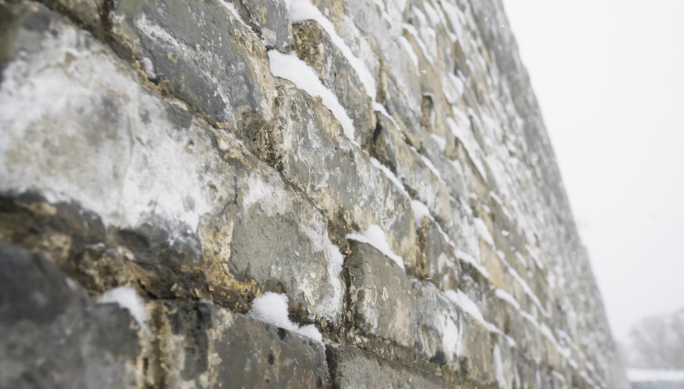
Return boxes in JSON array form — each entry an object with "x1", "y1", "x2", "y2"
[
  {"x1": 154, "y1": 300, "x2": 328, "y2": 388},
  {"x1": 0, "y1": 2, "x2": 342, "y2": 323},
  {"x1": 327, "y1": 345, "x2": 445, "y2": 389},
  {"x1": 414, "y1": 283, "x2": 461, "y2": 368},
  {"x1": 236, "y1": 0, "x2": 292, "y2": 51},
  {"x1": 345, "y1": 240, "x2": 416, "y2": 348},
  {"x1": 110, "y1": 0, "x2": 276, "y2": 125},
  {"x1": 261, "y1": 78, "x2": 417, "y2": 261},
  {"x1": 457, "y1": 316, "x2": 495, "y2": 386},
  {"x1": 292, "y1": 19, "x2": 376, "y2": 146},
  {"x1": 37, "y1": 0, "x2": 104, "y2": 33},
  {"x1": 372, "y1": 111, "x2": 453, "y2": 224},
  {"x1": 0, "y1": 243, "x2": 146, "y2": 389},
  {"x1": 377, "y1": 73, "x2": 424, "y2": 148},
  {"x1": 411, "y1": 213, "x2": 461, "y2": 291},
  {"x1": 0, "y1": 0, "x2": 628, "y2": 385}
]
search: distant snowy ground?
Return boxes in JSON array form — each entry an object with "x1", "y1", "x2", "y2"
[{"x1": 628, "y1": 369, "x2": 684, "y2": 382}]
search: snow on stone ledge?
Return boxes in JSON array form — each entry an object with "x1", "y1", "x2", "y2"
[
  {"x1": 98, "y1": 286, "x2": 148, "y2": 331},
  {"x1": 248, "y1": 292, "x2": 323, "y2": 342},
  {"x1": 347, "y1": 224, "x2": 404, "y2": 269},
  {"x1": 268, "y1": 50, "x2": 358, "y2": 145},
  {"x1": 627, "y1": 369, "x2": 684, "y2": 382},
  {"x1": 288, "y1": 0, "x2": 377, "y2": 100},
  {"x1": 370, "y1": 157, "x2": 410, "y2": 199}
]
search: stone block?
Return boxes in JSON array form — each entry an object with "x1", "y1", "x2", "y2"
[
  {"x1": 291, "y1": 19, "x2": 375, "y2": 146},
  {"x1": 110, "y1": 0, "x2": 276, "y2": 125},
  {"x1": 236, "y1": 0, "x2": 292, "y2": 51},
  {"x1": 414, "y1": 283, "x2": 462, "y2": 367},
  {"x1": 327, "y1": 345, "x2": 445, "y2": 389},
  {"x1": 0, "y1": 243, "x2": 146, "y2": 389},
  {"x1": 263, "y1": 78, "x2": 417, "y2": 261},
  {"x1": 32, "y1": 0, "x2": 104, "y2": 33},
  {"x1": 154, "y1": 300, "x2": 328, "y2": 388},
  {"x1": 345, "y1": 240, "x2": 415, "y2": 348},
  {"x1": 459, "y1": 315, "x2": 495, "y2": 385},
  {"x1": 414, "y1": 216, "x2": 460, "y2": 291},
  {"x1": 372, "y1": 111, "x2": 453, "y2": 224}
]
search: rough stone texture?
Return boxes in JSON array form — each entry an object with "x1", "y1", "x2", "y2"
[
  {"x1": 154, "y1": 300, "x2": 329, "y2": 388},
  {"x1": 327, "y1": 345, "x2": 445, "y2": 389},
  {"x1": 345, "y1": 241, "x2": 416, "y2": 349},
  {"x1": 262, "y1": 78, "x2": 417, "y2": 262},
  {"x1": 0, "y1": 242, "x2": 330, "y2": 389},
  {"x1": 236, "y1": 0, "x2": 292, "y2": 52},
  {"x1": 0, "y1": 243, "x2": 146, "y2": 389},
  {"x1": 0, "y1": 0, "x2": 628, "y2": 387},
  {"x1": 110, "y1": 0, "x2": 276, "y2": 125},
  {"x1": 0, "y1": 2, "x2": 343, "y2": 324},
  {"x1": 291, "y1": 19, "x2": 376, "y2": 146}
]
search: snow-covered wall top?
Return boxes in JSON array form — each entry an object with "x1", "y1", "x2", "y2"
[{"x1": 0, "y1": 0, "x2": 628, "y2": 387}]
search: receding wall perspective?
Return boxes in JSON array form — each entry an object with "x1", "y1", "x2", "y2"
[{"x1": 0, "y1": 0, "x2": 628, "y2": 387}]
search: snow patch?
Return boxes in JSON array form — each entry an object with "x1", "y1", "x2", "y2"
[
  {"x1": 370, "y1": 157, "x2": 409, "y2": 198},
  {"x1": 399, "y1": 36, "x2": 420, "y2": 73},
  {"x1": 495, "y1": 288, "x2": 520, "y2": 311},
  {"x1": 402, "y1": 23, "x2": 436, "y2": 68},
  {"x1": 430, "y1": 134, "x2": 447, "y2": 152},
  {"x1": 455, "y1": 250, "x2": 489, "y2": 278},
  {"x1": 288, "y1": 0, "x2": 377, "y2": 100},
  {"x1": 445, "y1": 289, "x2": 498, "y2": 334},
  {"x1": 98, "y1": 286, "x2": 148, "y2": 331},
  {"x1": 347, "y1": 224, "x2": 404, "y2": 269},
  {"x1": 268, "y1": 50, "x2": 357, "y2": 145},
  {"x1": 248, "y1": 292, "x2": 323, "y2": 342},
  {"x1": 411, "y1": 200, "x2": 431, "y2": 227},
  {"x1": 473, "y1": 217, "x2": 494, "y2": 246},
  {"x1": 493, "y1": 344, "x2": 507, "y2": 389},
  {"x1": 217, "y1": 0, "x2": 254, "y2": 33}
]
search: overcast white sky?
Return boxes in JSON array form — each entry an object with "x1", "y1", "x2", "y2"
[{"x1": 501, "y1": 0, "x2": 684, "y2": 344}]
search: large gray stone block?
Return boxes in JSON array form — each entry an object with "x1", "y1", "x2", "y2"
[
  {"x1": 110, "y1": 0, "x2": 276, "y2": 125},
  {"x1": 0, "y1": 243, "x2": 146, "y2": 389}
]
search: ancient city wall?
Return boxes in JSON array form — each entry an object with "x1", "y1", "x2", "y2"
[{"x1": 0, "y1": 0, "x2": 628, "y2": 387}]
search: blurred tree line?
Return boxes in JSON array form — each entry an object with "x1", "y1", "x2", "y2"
[{"x1": 621, "y1": 308, "x2": 684, "y2": 369}]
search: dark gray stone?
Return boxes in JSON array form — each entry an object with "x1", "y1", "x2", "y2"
[
  {"x1": 420, "y1": 218, "x2": 460, "y2": 291},
  {"x1": 377, "y1": 75, "x2": 424, "y2": 149},
  {"x1": 0, "y1": 243, "x2": 144, "y2": 389},
  {"x1": 155, "y1": 300, "x2": 328, "y2": 389},
  {"x1": 110, "y1": 0, "x2": 276, "y2": 124}
]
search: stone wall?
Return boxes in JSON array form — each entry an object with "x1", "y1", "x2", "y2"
[{"x1": 0, "y1": 0, "x2": 628, "y2": 387}]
